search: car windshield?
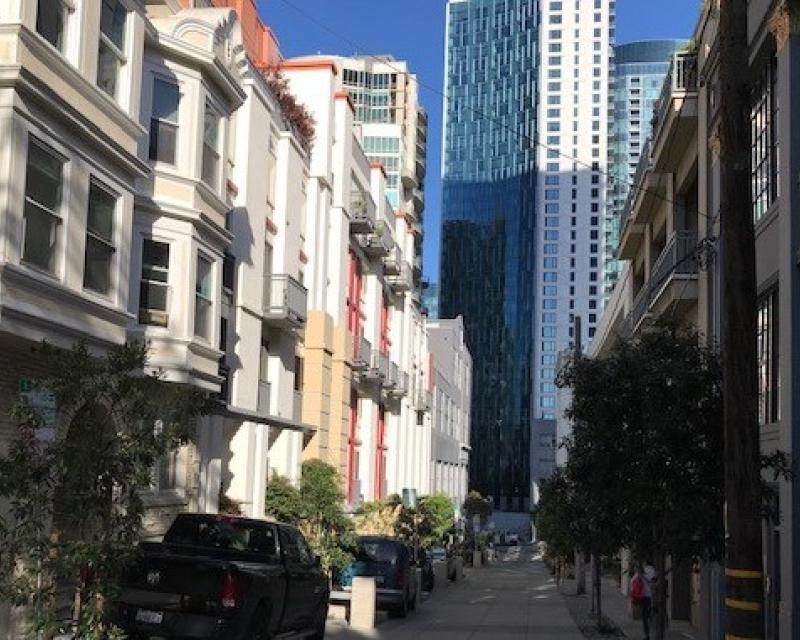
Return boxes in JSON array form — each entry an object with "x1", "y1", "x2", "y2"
[
  {"x1": 165, "y1": 516, "x2": 278, "y2": 556},
  {"x1": 357, "y1": 540, "x2": 399, "y2": 566}
]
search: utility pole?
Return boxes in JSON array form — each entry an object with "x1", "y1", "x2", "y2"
[
  {"x1": 573, "y1": 316, "x2": 586, "y2": 596},
  {"x1": 718, "y1": 1, "x2": 764, "y2": 637}
]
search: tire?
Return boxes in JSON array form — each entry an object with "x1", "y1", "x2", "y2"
[
  {"x1": 307, "y1": 602, "x2": 328, "y2": 640},
  {"x1": 388, "y1": 591, "x2": 408, "y2": 619},
  {"x1": 247, "y1": 604, "x2": 273, "y2": 640}
]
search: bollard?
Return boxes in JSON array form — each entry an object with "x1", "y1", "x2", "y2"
[
  {"x1": 350, "y1": 576, "x2": 377, "y2": 631},
  {"x1": 433, "y1": 560, "x2": 448, "y2": 589},
  {"x1": 473, "y1": 550, "x2": 483, "y2": 568}
]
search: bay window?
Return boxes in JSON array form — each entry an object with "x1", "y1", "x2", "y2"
[
  {"x1": 202, "y1": 102, "x2": 221, "y2": 187},
  {"x1": 139, "y1": 239, "x2": 170, "y2": 326},
  {"x1": 37, "y1": 0, "x2": 70, "y2": 51},
  {"x1": 194, "y1": 255, "x2": 214, "y2": 340},
  {"x1": 149, "y1": 79, "x2": 180, "y2": 164}
]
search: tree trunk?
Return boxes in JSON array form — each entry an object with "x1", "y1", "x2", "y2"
[
  {"x1": 594, "y1": 557, "x2": 603, "y2": 622},
  {"x1": 653, "y1": 552, "x2": 668, "y2": 640},
  {"x1": 589, "y1": 554, "x2": 597, "y2": 614},
  {"x1": 576, "y1": 549, "x2": 586, "y2": 595},
  {"x1": 719, "y1": 1, "x2": 765, "y2": 638}
]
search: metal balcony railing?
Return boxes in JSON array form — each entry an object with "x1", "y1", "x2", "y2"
[
  {"x1": 652, "y1": 50, "x2": 697, "y2": 143},
  {"x1": 621, "y1": 284, "x2": 651, "y2": 339},
  {"x1": 650, "y1": 231, "x2": 699, "y2": 296},
  {"x1": 386, "y1": 261, "x2": 413, "y2": 292},
  {"x1": 263, "y1": 274, "x2": 308, "y2": 329},
  {"x1": 350, "y1": 188, "x2": 376, "y2": 233},
  {"x1": 621, "y1": 138, "x2": 652, "y2": 229},
  {"x1": 411, "y1": 187, "x2": 424, "y2": 214},
  {"x1": 353, "y1": 335, "x2": 372, "y2": 371},
  {"x1": 257, "y1": 380, "x2": 271, "y2": 416}
]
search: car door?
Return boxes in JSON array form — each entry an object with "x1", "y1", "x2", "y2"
[{"x1": 278, "y1": 526, "x2": 319, "y2": 631}]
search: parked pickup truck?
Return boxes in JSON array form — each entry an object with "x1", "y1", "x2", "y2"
[{"x1": 114, "y1": 513, "x2": 329, "y2": 639}]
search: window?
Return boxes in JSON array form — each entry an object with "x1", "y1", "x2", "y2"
[
  {"x1": 97, "y1": 0, "x2": 127, "y2": 99},
  {"x1": 751, "y1": 54, "x2": 778, "y2": 221},
  {"x1": 139, "y1": 239, "x2": 170, "y2": 326},
  {"x1": 23, "y1": 140, "x2": 65, "y2": 273},
  {"x1": 202, "y1": 101, "x2": 222, "y2": 187},
  {"x1": 83, "y1": 181, "x2": 117, "y2": 294},
  {"x1": 757, "y1": 289, "x2": 779, "y2": 425},
  {"x1": 194, "y1": 255, "x2": 214, "y2": 339},
  {"x1": 149, "y1": 79, "x2": 180, "y2": 163},
  {"x1": 37, "y1": 0, "x2": 69, "y2": 51}
]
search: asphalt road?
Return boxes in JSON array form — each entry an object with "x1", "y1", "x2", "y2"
[{"x1": 325, "y1": 545, "x2": 584, "y2": 639}]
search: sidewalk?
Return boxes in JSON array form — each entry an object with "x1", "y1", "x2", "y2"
[{"x1": 559, "y1": 574, "x2": 696, "y2": 640}]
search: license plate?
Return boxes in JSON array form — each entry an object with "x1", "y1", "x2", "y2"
[{"x1": 135, "y1": 609, "x2": 163, "y2": 625}]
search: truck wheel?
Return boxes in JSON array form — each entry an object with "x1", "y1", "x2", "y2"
[
  {"x1": 247, "y1": 604, "x2": 273, "y2": 640},
  {"x1": 388, "y1": 591, "x2": 408, "y2": 619}
]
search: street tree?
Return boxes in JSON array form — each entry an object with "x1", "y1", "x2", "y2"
[
  {"x1": 558, "y1": 324, "x2": 725, "y2": 640},
  {"x1": 462, "y1": 490, "x2": 491, "y2": 525},
  {"x1": 0, "y1": 341, "x2": 209, "y2": 639}
]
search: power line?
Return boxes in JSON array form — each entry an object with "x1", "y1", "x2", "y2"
[{"x1": 272, "y1": 0, "x2": 715, "y2": 223}]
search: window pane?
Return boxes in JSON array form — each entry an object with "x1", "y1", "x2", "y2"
[
  {"x1": 203, "y1": 103, "x2": 219, "y2": 149},
  {"x1": 87, "y1": 183, "x2": 115, "y2": 241},
  {"x1": 152, "y1": 80, "x2": 180, "y2": 122},
  {"x1": 23, "y1": 203, "x2": 58, "y2": 271},
  {"x1": 149, "y1": 121, "x2": 177, "y2": 164},
  {"x1": 140, "y1": 239, "x2": 170, "y2": 324},
  {"x1": 26, "y1": 143, "x2": 63, "y2": 212},
  {"x1": 97, "y1": 42, "x2": 121, "y2": 98},
  {"x1": 196, "y1": 256, "x2": 213, "y2": 299},
  {"x1": 100, "y1": 0, "x2": 126, "y2": 50},
  {"x1": 36, "y1": 0, "x2": 65, "y2": 50},
  {"x1": 84, "y1": 237, "x2": 113, "y2": 294},
  {"x1": 202, "y1": 144, "x2": 219, "y2": 186}
]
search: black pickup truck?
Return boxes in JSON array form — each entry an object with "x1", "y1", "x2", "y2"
[{"x1": 115, "y1": 513, "x2": 329, "y2": 639}]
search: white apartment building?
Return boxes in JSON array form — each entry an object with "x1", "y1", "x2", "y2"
[
  {"x1": 427, "y1": 317, "x2": 471, "y2": 511},
  {"x1": 533, "y1": 0, "x2": 614, "y2": 422},
  {"x1": 282, "y1": 57, "x2": 432, "y2": 507}
]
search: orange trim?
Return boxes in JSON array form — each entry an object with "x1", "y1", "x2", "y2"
[
  {"x1": 265, "y1": 218, "x2": 279, "y2": 235},
  {"x1": 280, "y1": 59, "x2": 339, "y2": 75},
  {"x1": 335, "y1": 90, "x2": 355, "y2": 113},
  {"x1": 370, "y1": 161, "x2": 387, "y2": 179},
  {"x1": 299, "y1": 250, "x2": 309, "y2": 265}
]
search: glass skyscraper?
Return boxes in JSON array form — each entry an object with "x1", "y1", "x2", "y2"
[
  {"x1": 441, "y1": 0, "x2": 613, "y2": 512},
  {"x1": 604, "y1": 40, "x2": 685, "y2": 297}
]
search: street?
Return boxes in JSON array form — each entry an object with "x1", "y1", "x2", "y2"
[{"x1": 326, "y1": 545, "x2": 583, "y2": 639}]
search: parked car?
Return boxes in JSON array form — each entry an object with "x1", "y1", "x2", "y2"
[
  {"x1": 115, "y1": 513, "x2": 329, "y2": 639},
  {"x1": 331, "y1": 536, "x2": 418, "y2": 618}
]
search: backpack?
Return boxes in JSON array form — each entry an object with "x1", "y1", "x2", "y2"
[{"x1": 630, "y1": 574, "x2": 644, "y2": 602}]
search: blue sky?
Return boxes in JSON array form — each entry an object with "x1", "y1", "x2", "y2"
[{"x1": 259, "y1": 0, "x2": 701, "y2": 282}]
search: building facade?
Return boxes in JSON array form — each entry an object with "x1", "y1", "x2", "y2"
[
  {"x1": 592, "y1": 1, "x2": 800, "y2": 637},
  {"x1": 427, "y1": 317, "x2": 472, "y2": 511},
  {"x1": 441, "y1": 0, "x2": 613, "y2": 512},
  {"x1": 281, "y1": 56, "x2": 432, "y2": 509},
  {"x1": 604, "y1": 39, "x2": 685, "y2": 297}
]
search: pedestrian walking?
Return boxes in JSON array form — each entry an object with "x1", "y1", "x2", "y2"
[{"x1": 630, "y1": 564, "x2": 653, "y2": 640}]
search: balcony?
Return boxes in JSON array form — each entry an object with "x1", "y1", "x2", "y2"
[
  {"x1": 620, "y1": 284, "x2": 651, "y2": 340},
  {"x1": 257, "y1": 380, "x2": 271, "y2": 416},
  {"x1": 413, "y1": 385, "x2": 432, "y2": 410},
  {"x1": 648, "y1": 231, "x2": 699, "y2": 316},
  {"x1": 387, "y1": 261, "x2": 413, "y2": 293},
  {"x1": 650, "y1": 50, "x2": 698, "y2": 172},
  {"x1": 263, "y1": 274, "x2": 308, "y2": 330},
  {"x1": 383, "y1": 245, "x2": 403, "y2": 275},
  {"x1": 360, "y1": 221, "x2": 394, "y2": 257},
  {"x1": 363, "y1": 351, "x2": 389, "y2": 381},
  {"x1": 352, "y1": 335, "x2": 373, "y2": 371},
  {"x1": 350, "y1": 188, "x2": 376, "y2": 234},
  {"x1": 415, "y1": 155, "x2": 426, "y2": 181},
  {"x1": 384, "y1": 366, "x2": 409, "y2": 399},
  {"x1": 411, "y1": 187, "x2": 424, "y2": 214},
  {"x1": 401, "y1": 167, "x2": 418, "y2": 189}
]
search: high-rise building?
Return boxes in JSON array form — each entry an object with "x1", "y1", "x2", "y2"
[
  {"x1": 422, "y1": 282, "x2": 440, "y2": 319},
  {"x1": 440, "y1": 0, "x2": 613, "y2": 512},
  {"x1": 604, "y1": 40, "x2": 685, "y2": 298}
]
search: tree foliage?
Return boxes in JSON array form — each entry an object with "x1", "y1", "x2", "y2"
[
  {"x1": 539, "y1": 324, "x2": 725, "y2": 638},
  {"x1": 396, "y1": 494, "x2": 455, "y2": 547},
  {"x1": 462, "y1": 490, "x2": 492, "y2": 526},
  {"x1": 0, "y1": 341, "x2": 209, "y2": 639},
  {"x1": 264, "y1": 460, "x2": 356, "y2": 574}
]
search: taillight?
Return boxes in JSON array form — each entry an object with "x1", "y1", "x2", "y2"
[{"x1": 221, "y1": 572, "x2": 240, "y2": 609}]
